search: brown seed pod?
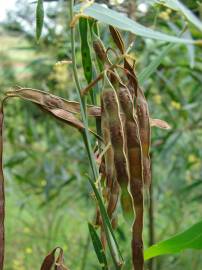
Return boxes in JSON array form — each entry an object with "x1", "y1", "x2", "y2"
[
  {"x1": 109, "y1": 72, "x2": 144, "y2": 270},
  {"x1": 102, "y1": 73, "x2": 134, "y2": 223},
  {"x1": 93, "y1": 39, "x2": 108, "y2": 64},
  {"x1": 109, "y1": 25, "x2": 125, "y2": 55},
  {"x1": 6, "y1": 88, "x2": 101, "y2": 117},
  {"x1": 121, "y1": 60, "x2": 152, "y2": 193},
  {"x1": 101, "y1": 98, "x2": 119, "y2": 226}
]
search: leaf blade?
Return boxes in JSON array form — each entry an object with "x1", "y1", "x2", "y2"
[
  {"x1": 74, "y1": 3, "x2": 198, "y2": 44},
  {"x1": 36, "y1": 0, "x2": 44, "y2": 41},
  {"x1": 144, "y1": 220, "x2": 202, "y2": 260},
  {"x1": 88, "y1": 223, "x2": 108, "y2": 270}
]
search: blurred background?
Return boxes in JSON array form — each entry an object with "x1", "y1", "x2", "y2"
[{"x1": 0, "y1": 0, "x2": 202, "y2": 269}]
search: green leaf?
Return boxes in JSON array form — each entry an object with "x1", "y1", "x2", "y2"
[
  {"x1": 144, "y1": 220, "x2": 202, "y2": 260},
  {"x1": 88, "y1": 177, "x2": 123, "y2": 268},
  {"x1": 181, "y1": 180, "x2": 202, "y2": 193},
  {"x1": 88, "y1": 223, "x2": 108, "y2": 270},
  {"x1": 138, "y1": 43, "x2": 174, "y2": 85},
  {"x1": 79, "y1": 17, "x2": 93, "y2": 83},
  {"x1": 74, "y1": 3, "x2": 198, "y2": 44},
  {"x1": 36, "y1": 0, "x2": 44, "y2": 41},
  {"x1": 155, "y1": 0, "x2": 202, "y2": 32}
]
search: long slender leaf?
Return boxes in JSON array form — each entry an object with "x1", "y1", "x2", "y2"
[
  {"x1": 144, "y1": 220, "x2": 202, "y2": 260},
  {"x1": 36, "y1": 0, "x2": 44, "y2": 41},
  {"x1": 74, "y1": 3, "x2": 199, "y2": 44},
  {"x1": 88, "y1": 223, "x2": 108, "y2": 270},
  {"x1": 88, "y1": 177, "x2": 123, "y2": 268},
  {"x1": 138, "y1": 43, "x2": 174, "y2": 85},
  {"x1": 79, "y1": 18, "x2": 93, "y2": 83}
]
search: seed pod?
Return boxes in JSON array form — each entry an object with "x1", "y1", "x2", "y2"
[
  {"x1": 102, "y1": 73, "x2": 134, "y2": 223},
  {"x1": 107, "y1": 178, "x2": 119, "y2": 220},
  {"x1": 136, "y1": 87, "x2": 151, "y2": 191},
  {"x1": 101, "y1": 98, "x2": 119, "y2": 225},
  {"x1": 40, "y1": 247, "x2": 69, "y2": 270},
  {"x1": 6, "y1": 88, "x2": 101, "y2": 117},
  {"x1": 122, "y1": 61, "x2": 152, "y2": 193},
  {"x1": 109, "y1": 72, "x2": 144, "y2": 270},
  {"x1": 93, "y1": 39, "x2": 108, "y2": 65},
  {"x1": 109, "y1": 25, "x2": 125, "y2": 54}
]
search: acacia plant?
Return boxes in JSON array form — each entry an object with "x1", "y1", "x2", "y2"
[{"x1": 0, "y1": 0, "x2": 202, "y2": 269}]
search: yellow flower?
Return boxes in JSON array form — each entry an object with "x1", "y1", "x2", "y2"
[
  {"x1": 25, "y1": 247, "x2": 33, "y2": 254},
  {"x1": 40, "y1": 180, "x2": 46, "y2": 187},
  {"x1": 23, "y1": 227, "x2": 30, "y2": 234},
  {"x1": 13, "y1": 259, "x2": 21, "y2": 266},
  {"x1": 159, "y1": 11, "x2": 170, "y2": 20},
  {"x1": 171, "y1": 101, "x2": 181, "y2": 110},
  {"x1": 153, "y1": 94, "x2": 162, "y2": 105},
  {"x1": 188, "y1": 154, "x2": 198, "y2": 163}
]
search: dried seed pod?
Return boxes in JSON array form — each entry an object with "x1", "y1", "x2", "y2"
[
  {"x1": 101, "y1": 98, "x2": 119, "y2": 226},
  {"x1": 136, "y1": 87, "x2": 151, "y2": 192},
  {"x1": 5, "y1": 89, "x2": 101, "y2": 139},
  {"x1": 40, "y1": 247, "x2": 69, "y2": 270},
  {"x1": 109, "y1": 25, "x2": 125, "y2": 54},
  {"x1": 107, "y1": 178, "x2": 119, "y2": 219},
  {"x1": 6, "y1": 88, "x2": 101, "y2": 117},
  {"x1": 122, "y1": 60, "x2": 152, "y2": 193},
  {"x1": 102, "y1": 73, "x2": 134, "y2": 223},
  {"x1": 150, "y1": 118, "x2": 171, "y2": 130},
  {"x1": 93, "y1": 39, "x2": 108, "y2": 65},
  {"x1": 108, "y1": 72, "x2": 144, "y2": 270}
]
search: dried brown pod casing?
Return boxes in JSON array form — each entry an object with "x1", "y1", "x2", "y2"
[
  {"x1": 121, "y1": 59, "x2": 152, "y2": 192},
  {"x1": 136, "y1": 87, "x2": 151, "y2": 191},
  {"x1": 40, "y1": 247, "x2": 69, "y2": 270},
  {"x1": 93, "y1": 39, "x2": 108, "y2": 64},
  {"x1": 6, "y1": 88, "x2": 101, "y2": 117},
  {"x1": 5, "y1": 88, "x2": 101, "y2": 140},
  {"x1": 109, "y1": 25, "x2": 125, "y2": 54},
  {"x1": 101, "y1": 98, "x2": 119, "y2": 226},
  {"x1": 109, "y1": 73, "x2": 144, "y2": 270},
  {"x1": 102, "y1": 73, "x2": 134, "y2": 223}
]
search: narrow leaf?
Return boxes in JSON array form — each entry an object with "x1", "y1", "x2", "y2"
[
  {"x1": 88, "y1": 223, "x2": 108, "y2": 270},
  {"x1": 138, "y1": 43, "x2": 174, "y2": 85},
  {"x1": 88, "y1": 177, "x2": 123, "y2": 267},
  {"x1": 74, "y1": 3, "x2": 199, "y2": 44},
  {"x1": 79, "y1": 18, "x2": 93, "y2": 83},
  {"x1": 144, "y1": 220, "x2": 202, "y2": 260},
  {"x1": 36, "y1": 0, "x2": 44, "y2": 41}
]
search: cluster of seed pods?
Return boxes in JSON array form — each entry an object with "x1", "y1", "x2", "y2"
[
  {"x1": 0, "y1": 21, "x2": 171, "y2": 270},
  {"x1": 89, "y1": 26, "x2": 152, "y2": 270}
]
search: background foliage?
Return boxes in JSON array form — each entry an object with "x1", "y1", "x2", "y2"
[{"x1": 0, "y1": 0, "x2": 202, "y2": 269}]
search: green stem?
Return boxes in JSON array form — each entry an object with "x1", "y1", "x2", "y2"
[
  {"x1": 69, "y1": 2, "x2": 122, "y2": 269},
  {"x1": 69, "y1": 0, "x2": 98, "y2": 181}
]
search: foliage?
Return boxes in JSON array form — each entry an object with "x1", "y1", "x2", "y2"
[{"x1": 0, "y1": 0, "x2": 202, "y2": 269}]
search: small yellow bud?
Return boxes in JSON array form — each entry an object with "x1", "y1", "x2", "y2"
[
  {"x1": 25, "y1": 247, "x2": 33, "y2": 254},
  {"x1": 153, "y1": 94, "x2": 162, "y2": 105},
  {"x1": 171, "y1": 101, "x2": 181, "y2": 110}
]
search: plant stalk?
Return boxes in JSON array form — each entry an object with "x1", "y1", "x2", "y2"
[{"x1": 69, "y1": 2, "x2": 122, "y2": 269}]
